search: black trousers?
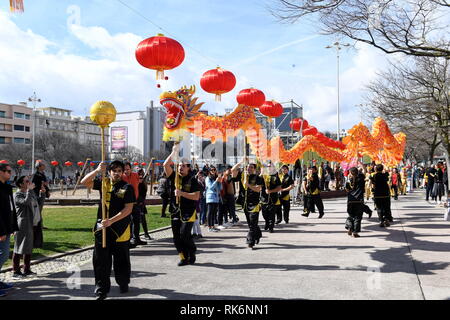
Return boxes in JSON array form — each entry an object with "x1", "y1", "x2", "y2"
[
  {"x1": 426, "y1": 182, "x2": 435, "y2": 200},
  {"x1": 262, "y1": 203, "x2": 276, "y2": 231},
  {"x1": 244, "y1": 208, "x2": 262, "y2": 246},
  {"x1": 93, "y1": 230, "x2": 131, "y2": 295},
  {"x1": 130, "y1": 205, "x2": 141, "y2": 243},
  {"x1": 308, "y1": 195, "x2": 324, "y2": 214},
  {"x1": 139, "y1": 204, "x2": 149, "y2": 235},
  {"x1": 207, "y1": 203, "x2": 219, "y2": 227},
  {"x1": 345, "y1": 202, "x2": 363, "y2": 233},
  {"x1": 278, "y1": 199, "x2": 290, "y2": 223},
  {"x1": 374, "y1": 197, "x2": 392, "y2": 222},
  {"x1": 171, "y1": 219, "x2": 196, "y2": 260}
]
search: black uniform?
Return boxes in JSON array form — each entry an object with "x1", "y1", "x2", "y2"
[
  {"x1": 303, "y1": 173, "x2": 324, "y2": 217},
  {"x1": 168, "y1": 171, "x2": 199, "y2": 263},
  {"x1": 345, "y1": 173, "x2": 366, "y2": 233},
  {"x1": 277, "y1": 173, "x2": 294, "y2": 224},
  {"x1": 370, "y1": 172, "x2": 393, "y2": 223},
  {"x1": 92, "y1": 177, "x2": 136, "y2": 296},
  {"x1": 261, "y1": 173, "x2": 281, "y2": 232},
  {"x1": 236, "y1": 172, "x2": 264, "y2": 247}
]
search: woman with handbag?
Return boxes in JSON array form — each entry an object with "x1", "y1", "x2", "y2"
[{"x1": 12, "y1": 176, "x2": 45, "y2": 278}]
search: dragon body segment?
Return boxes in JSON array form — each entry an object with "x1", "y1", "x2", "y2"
[{"x1": 160, "y1": 86, "x2": 406, "y2": 165}]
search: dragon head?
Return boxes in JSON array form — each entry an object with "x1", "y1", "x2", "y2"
[{"x1": 160, "y1": 85, "x2": 204, "y2": 131}]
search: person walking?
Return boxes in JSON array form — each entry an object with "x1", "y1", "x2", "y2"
[
  {"x1": 196, "y1": 170, "x2": 207, "y2": 226},
  {"x1": 371, "y1": 164, "x2": 393, "y2": 227},
  {"x1": 233, "y1": 160, "x2": 263, "y2": 249},
  {"x1": 301, "y1": 166, "x2": 325, "y2": 218},
  {"x1": 0, "y1": 163, "x2": 18, "y2": 297},
  {"x1": 123, "y1": 162, "x2": 146, "y2": 247},
  {"x1": 276, "y1": 165, "x2": 294, "y2": 224},
  {"x1": 163, "y1": 144, "x2": 200, "y2": 266},
  {"x1": 12, "y1": 176, "x2": 46, "y2": 278},
  {"x1": 81, "y1": 160, "x2": 136, "y2": 300},
  {"x1": 260, "y1": 161, "x2": 281, "y2": 233},
  {"x1": 344, "y1": 167, "x2": 366, "y2": 237},
  {"x1": 205, "y1": 166, "x2": 222, "y2": 232}
]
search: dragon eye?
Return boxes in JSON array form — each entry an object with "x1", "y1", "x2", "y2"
[{"x1": 177, "y1": 95, "x2": 183, "y2": 99}]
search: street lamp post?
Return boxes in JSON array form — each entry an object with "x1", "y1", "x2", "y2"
[
  {"x1": 326, "y1": 41, "x2": 350, "y2": 141},
  {"x1": 28, "y1": 92, "x2": 41, "y2": 174}
]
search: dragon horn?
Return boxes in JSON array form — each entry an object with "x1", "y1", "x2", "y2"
[{"x1": 189, "y1": 85, "x2": 196, "y2": 95}]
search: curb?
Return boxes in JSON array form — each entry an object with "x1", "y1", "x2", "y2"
[{"x1": 0, "y1": 225, "x2": 172, "y2": 274}]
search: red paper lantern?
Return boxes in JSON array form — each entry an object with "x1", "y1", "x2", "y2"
[
  {"x1": 77, "y1": 161, "x2": 84, "y2": 167},
  {"x1": 155, "y1": 162, "x2": 161, "y2": 166},
  {"x1": 133, "y1": 162, "x2": 139, "y2": 166},
  {"x1": 141, "y1": 162, "x2": 147, "y2": 166},
  {"x1": 17, "y1": 159, "x2": 25, "y2": 166},
  {"x1": 135, "y1": 34, "x2": 185, "y2": 80},
  {"x1": 200, "y1": 67, "x2": 236, "y2": 101},
  {"x1": 64, "y1": 161, "x2": 73, "y2": 166},
  {"x1": 90, "y1": 162, "x2": 96, "y2": 167},
  {"x1": 51, "y1": 161, "x2": 59, "y2": 166},
  {"x1": 259, "y1": 100, "x2": 283, "y2": 118},
  {"x1": 0, "y1": 160, "x2": 8, "y2": 164},
  {"x1": 236, "y1": 88, "x2": 265, "y2": 108}
]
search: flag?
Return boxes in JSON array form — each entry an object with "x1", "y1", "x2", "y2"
[{"x1": 10, "y1": 0, "x2": 24, "y2": 13}]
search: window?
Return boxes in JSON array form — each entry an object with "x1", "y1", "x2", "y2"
[
  {"x1": 14, "y1": 112, "x2": 25, "y2": 119},
  {"x1": 25, "y1": 126, "x2": 30, "y2": 132},
  {"x1": 14, "y1": 125, "x2": 25, "y2": 131},
  {"x1": 25, "y1": 114, "x2": 30, "y2": 120},
  {"x1": 14, "y1": 137, "x2": 25, "y2": 144},
  {"x1": 0, "y1": 124, "x2": 5, "y2": 131},
  {"x1": 0, "y1": 111, "x2": 5, "y2": 118},
  {"x1": 25, "y1": 138, "x2": 31, "y2": 144},
  {"x1": 0, "y1": 137, "x2": 5, "y2": 144}
]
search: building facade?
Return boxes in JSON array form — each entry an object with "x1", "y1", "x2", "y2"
[
  {"x1": 109, "y1": 101, "x2": 166, "y2": 157},
  {"x1": 0, "y1": 103, "x2": 32, "y2": 145},
  {"x1": 35, "y1": 107, "x2": 109, "y2": 147}
]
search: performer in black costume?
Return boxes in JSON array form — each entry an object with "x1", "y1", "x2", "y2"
[
  {"x1": 370, "y1": 164, "x2": 393, "y2": 227},
  {"x1": 81, "y1": 160, "x2": 135, "y2": 300},
  {"x1": 276, "y1": 165, "x2": 294, "y2": 224},
  {"x1": 301, "y1": 166, "x2": 324, "y2": 218},
  {"x1": 345, "y1": 167, "x2": 366, "y2": 237},
  {"x1": 260, "y1": 161, "x2": 281, "y2": 233},
  {"x1": 164, "y1": 144, "x2": 200, "y2": 266},
  {"x1": 232, "y1": 160, "x2": 263, "y2": 249}
]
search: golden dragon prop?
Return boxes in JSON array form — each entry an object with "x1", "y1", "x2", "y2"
[{"x1": 160, "y1": 85, "x2": 406, "y2": 166}]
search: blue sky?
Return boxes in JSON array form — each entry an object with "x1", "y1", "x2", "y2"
[{"x1": 0, "y1": 0, "x2": 390, "y2": 132}]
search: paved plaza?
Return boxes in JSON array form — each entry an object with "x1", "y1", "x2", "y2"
[{"x1": 1, "y1": 190, "x2": 449, "y2": 300}]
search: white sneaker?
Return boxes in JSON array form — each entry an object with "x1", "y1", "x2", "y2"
[
  {"x1": 223, "y1": 222, "x2": 232, "y2": 227},
  {"x1": 208, "y1": 228, "x2": 219, "y2": 232},
  {"x1": 217, "y1": 225, "x2": 226, "y2": 230}
]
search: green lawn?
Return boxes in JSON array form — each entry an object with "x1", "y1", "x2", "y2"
[{"x1": 5, "y1": 205, "x2": 170, "y2": 266}]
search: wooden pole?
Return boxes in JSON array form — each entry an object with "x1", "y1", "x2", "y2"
[
  {"x1": 149, "y1": 158, "x2": 155, "y2": 195},
  {"x1": 72, "y1": 158, "x2": 90, "y2": 195},
  {"x1": 101, "y1": 127, "x2": 107, "y2": 248}
]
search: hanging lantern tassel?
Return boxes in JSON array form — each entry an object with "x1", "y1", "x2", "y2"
[
  {"x1": 10, "y1": 0, "x2": 24, "y2": 12},
  {"x1": 215, "y1": 94, "x2": 221, "y2": 102},
  {"x1": 156, "y1": 70, "x2": 165, "y2": 80}
]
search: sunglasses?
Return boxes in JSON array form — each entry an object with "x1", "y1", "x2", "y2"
[{"x1": 1, "y1": 170, "x2": 12, "y2": 174}]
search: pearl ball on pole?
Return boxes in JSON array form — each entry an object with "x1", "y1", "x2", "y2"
[{"x1": 90, "y1": 101, "x2": 117, "y2": 248}]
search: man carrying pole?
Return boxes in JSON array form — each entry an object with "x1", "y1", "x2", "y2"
[
  {"x1": 81, "y1": 161, "x2": 135, "y2": 300},
  {"x1": 164, "y1": 143, "x2": 200, "y2": 266}
]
